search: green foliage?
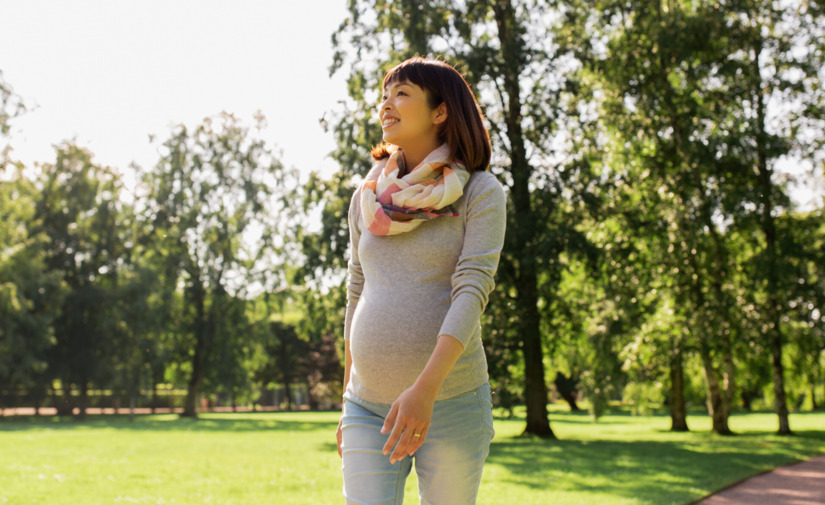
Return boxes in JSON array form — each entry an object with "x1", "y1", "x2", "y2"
[
  {"x1": 0, "y1": 73, "x2": 58, "y2": 408},
  {"x1": 141, "y1": 112, "x2": 298, "y2": 417},
  {"x1": 557, "y1": 0, "x2": 825, "y2": 434},
  {"x1": 29, "y1": 144, "x2": 130, "y2": 416},
  {"x1": 0, "y1": 168, "x2": 64, "y2": 405},
  {"x1": 0, "y1": 70, "x2": 25, "y2": 137}
]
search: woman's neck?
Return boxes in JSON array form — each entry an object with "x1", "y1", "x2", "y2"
[{"x1": 399, "y1": 139, "x2": 442, "y2": 173}]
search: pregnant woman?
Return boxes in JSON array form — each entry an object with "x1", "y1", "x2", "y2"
[{"x1": 336, "y1": 56, "x2": 506, "y2": 505}]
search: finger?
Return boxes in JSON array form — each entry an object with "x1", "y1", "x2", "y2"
[
  {"x1": 406, "y1": 426, "x2": 429, "y2": 456},
  {"x1": 392, "y1": 426, "x2": 421, "y2": 462},
  {"x1": 382, "y1": 420, "x2": 405, "y2": 456},
  {"x1": 390, "y1": 430, "x2": 413, "y2": 462},
  {"x1": 381, "y1": 403, "x2": 399, "y2": 435}
]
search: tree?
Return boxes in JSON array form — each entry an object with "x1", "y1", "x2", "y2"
[
  {"x1": 560, "y1": 0, "x2": 825, "y2": 434},
  {"x1": 776, "y1": 210, "x2": 825, "y2": 411},
  {"x1": 201, "y1": 290, "x2": 258, "y2": 410},
  {"x1": 720, "y1": 0, "x2": 825, "y2": 435},
  {"x1": 142, "y1": 112, "x2": 295, "y2": 418},
  {"x1": 111, "y1": 260, "x2": 166, "y2": 419},
  {"x1": 255, "y1": 321, "x2": 307, "y2": 410},
  {"x1": 0, "y1": 168, "x2": 64, "y2": 413},
  {"x1": 302, "y1": 331, "x2": 345, "y2": 409},
  {"x1": 485, "y1": 0, "x2": 556, "y2": 437},
  {"x1": 33, "y1": 144, "x2": 127, "y2": 417},
  {"x1": 0, "y1": 72, "x2": 63, "y2": 413}
]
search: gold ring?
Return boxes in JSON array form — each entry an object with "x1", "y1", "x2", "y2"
[{"x1": 413, "y1": 433, "x2": 421, "y2": 437}]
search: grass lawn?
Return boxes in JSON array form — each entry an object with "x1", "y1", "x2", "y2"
[{"x1": 1, "y1": 408, "x2": 823, "y2": 505}]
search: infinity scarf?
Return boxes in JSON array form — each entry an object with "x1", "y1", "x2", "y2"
[{"x1": 361, "y1": 144, "x2": 470, "y2": 236}]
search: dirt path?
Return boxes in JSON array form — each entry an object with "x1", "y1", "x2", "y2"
[{"x1": 696, "y1": 454, "x2": 825, "y2": 505}]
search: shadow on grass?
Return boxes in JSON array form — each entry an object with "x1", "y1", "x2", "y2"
[{"x1": 485, "y1": 428, "x2": 825, "y2": 505}]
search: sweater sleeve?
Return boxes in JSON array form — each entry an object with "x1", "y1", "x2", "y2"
[
  {"x1": 438, "y1": 172, "x2": 507, "y2": 347},
  {"x1": 344, "y1": 188, "x2": 365, "y2": 341}
]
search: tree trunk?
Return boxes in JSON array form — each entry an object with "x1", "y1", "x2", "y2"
[
  {"x1": 554, "y1": 371, "x2": 581, "y2": 412},
  {"x1": 741, "y1": 392, "x2": 752, "y2": 411},
  {"x1": 701, "y1": 355, "x2": 733, "y2": 435},
  {"x1": 492, "y1": 0, "x2": 554, "y2": 439},
  {"x1": 752, "y1": 36, "x2": 791, "y2": 435},
  {"x1": 151, "y1": 383, "x2": 157, "y2": 415},
  {"x1": 77, "y1": 381, "x2": 88, "y2": 420},
  {"x1": 685, "y1": 241, "x2": 733, "y2": 435},
  {"x1": 723, "y1": 341, "x2": 737, "y2": 418},
  {"x1": 283, "y1": 383, "x2": 293, "y2": 411},
  {"x1": 518, "y1": 264, "x2": 553, "y2": 437},
  {"x1": 771, "y1": 335, "x2": 791, "y2": 433},
  {"x1": 182, "y1": 278, "x2": 207, "y2": 418},
  {"x1": 669, "y1": 346, "x2": 689, "y2": 432},
  {"x1": 55, "y1": 383, "x2": 72, "y2": 416},
  {"x1": 182, "y1": 340, "x2": 205, "y2": 418}
]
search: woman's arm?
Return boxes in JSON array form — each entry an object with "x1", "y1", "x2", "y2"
[
  {"x1": 338, "y1": 189, "x2": 363, "y2": 458},
  {"x1": 343, "y1": 340, "x2": 353, "y2": 396},
  {"x1": 380, "y1": 334, "x2": 464, "y2": 464},
  {"x1": 381, "y1": 173, "x2": 506, "y2": 464},
  {"x1": 336, "y1": 341, "x2": 353, "y2": 458}
]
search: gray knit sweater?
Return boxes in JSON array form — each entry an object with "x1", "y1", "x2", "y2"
[{"x1": 344, "y1": 168, "x2": 506, "y2": 405}]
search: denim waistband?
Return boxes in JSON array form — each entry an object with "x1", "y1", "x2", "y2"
[{"x1": 343, "y1": 382, "x2": 491, "y2": 419}]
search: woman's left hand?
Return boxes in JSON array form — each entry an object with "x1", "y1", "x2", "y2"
[{"x1": 381, "y1": 384, "x2": 436, "y2": 463}]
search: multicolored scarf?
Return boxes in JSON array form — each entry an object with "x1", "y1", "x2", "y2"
[{"x1": 360, "y1": 144, "x2": 470, "y2": 236}]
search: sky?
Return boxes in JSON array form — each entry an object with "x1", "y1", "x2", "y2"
[
  {"x1": 0, "y1": 0, "x2": 350, "y2": 180},
  {"x1": 1, "y1": 1, "x2": 822, "y2": 209}
]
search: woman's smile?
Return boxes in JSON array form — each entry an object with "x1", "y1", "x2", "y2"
[{"x1": 382, "y1": 116, "x2": 400, "y2": 129}]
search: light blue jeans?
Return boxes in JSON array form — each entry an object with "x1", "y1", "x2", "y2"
[{"x1": 341, "y1": 383, "x2": 495, "y2": 505}]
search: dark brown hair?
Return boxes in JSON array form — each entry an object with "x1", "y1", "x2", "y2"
[{"x1": 370, "y1": 57, "x2": 492, "y2": 172}]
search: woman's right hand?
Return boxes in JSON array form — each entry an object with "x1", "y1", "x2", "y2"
[{"x1": 336, "y1": 416, "x2": 344, "y2": 458}]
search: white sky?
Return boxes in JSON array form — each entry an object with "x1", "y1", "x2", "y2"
[{"x1": 0, "y1": 0, "x2": 350, "y2": 180}]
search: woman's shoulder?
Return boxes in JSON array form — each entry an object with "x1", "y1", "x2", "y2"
[
  {"x1": 464, "y1": 170, "x2": 505, "y2": 200},
  {"x1": 458, "y1": 170, "x2": 506, "y2": 225},
  {"x1": 349, "y1": 182, "x2": 364, "y2": 228},
  {"x1": 467, "y1": 169, "x2": 500, "y2": 185}
]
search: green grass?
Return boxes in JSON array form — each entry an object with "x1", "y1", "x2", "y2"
[{"x1": 1, "y1": 409, "x2": 823, "y2": 505}]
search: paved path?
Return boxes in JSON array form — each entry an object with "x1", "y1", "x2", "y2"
[{"x1": 696, "y1": 454, "x2": 825, "y2": 505}]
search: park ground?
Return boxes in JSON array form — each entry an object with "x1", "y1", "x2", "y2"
[{"x1": 1, "y1": 407, "x2": 823, "y2": 505}]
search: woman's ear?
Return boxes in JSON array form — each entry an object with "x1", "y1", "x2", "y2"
[{"x1": 433, "y1": 102, "x2": 448, "y2": 125}]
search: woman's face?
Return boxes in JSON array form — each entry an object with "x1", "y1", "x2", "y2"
[{"x1": 378, "y1": 80, "x2": 445, "y2": 151}]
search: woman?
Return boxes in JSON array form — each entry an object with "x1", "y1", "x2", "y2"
[{"x1": 337, "y1": 56, "x2": 506, "y2": 505}]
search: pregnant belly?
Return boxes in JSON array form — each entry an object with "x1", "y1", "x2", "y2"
[{"x1": 349, "y1": 292, "x2": 449, "y2": 392}]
